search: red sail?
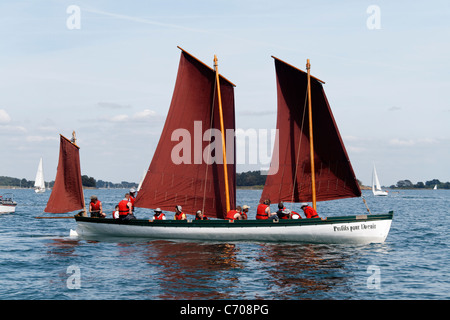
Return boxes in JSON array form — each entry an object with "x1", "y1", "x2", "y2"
[
  {"x1": 260, "y1": 57, "x2": 361, "y2": 204},
  {"x1": 44, "y1": 135, "x2": 85, "y2": 213},
  {"x1": 134, "y1": 48, "x2": 236, "y2": 219}
]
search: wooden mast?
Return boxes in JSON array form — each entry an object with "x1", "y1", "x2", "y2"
[
  {"x1": 71, "y1": 130, "x2": 87, "y2": 216},
  {"x1": 306, "y1": 59, "x2": 317, "y2": 210},
  {"x1": 213, "y1": 55, "x2": 231, "y2": 214}
]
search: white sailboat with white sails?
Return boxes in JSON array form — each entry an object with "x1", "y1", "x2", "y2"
[
  {"x1": 34, "y1": 157, "x2": 46, "y2": 193},
  {"x1": 372, "y1": 165, "x2": 388, "y2": 196}
]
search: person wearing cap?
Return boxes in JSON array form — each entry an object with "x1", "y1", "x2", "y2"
[
  {"x1": 241, "y1": 205, "x2": 250, "y2": 220},
  {"x1": 89, "y1": 195, "x2": 105, "y2": 218},
  {"x1": 129, "y1": 188, "x2": 137, "y2": 213},
  {"x1": 195, "y1": 210, "x2": 208, "y2": 220},
  {"x1": 301, "y1": 203, "x2": 319, "y2": 219},
  {"x1": 175, "y1": 205, "x2": 186, "y2": 220},
  {"x1": 153, "y1": 208, "x2": 166, "y2": 220}
]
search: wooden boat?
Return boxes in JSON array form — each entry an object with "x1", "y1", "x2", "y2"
[
  {"x1": 73, "y1": 48, "x2": 393, "y2": 244},
  {"x1": 0, "y1": 193, "x2": 17, "y2": 214}
]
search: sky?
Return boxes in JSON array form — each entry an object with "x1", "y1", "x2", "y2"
[{"x1": 0, "y1": 0, "x2": 449, "y2": 187}]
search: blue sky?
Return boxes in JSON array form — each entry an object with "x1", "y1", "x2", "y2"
[{"x1": 0, "y1": 0, "x2": 449, "y2": 186}]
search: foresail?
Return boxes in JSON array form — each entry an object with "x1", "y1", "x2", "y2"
[
  {"x1": 260, "y1": 57, "x2": 361, "y2": 204},
  {"x1": 134, "y1": 48, "x2": 236, "y2": 219},
  {"x1": 44, "y1": 135, "x2": 84, "y2": 213}
]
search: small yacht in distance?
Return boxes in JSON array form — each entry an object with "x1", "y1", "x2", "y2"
[{"x1": 372, "y1": 165, "x2": 388, "y2": 196}]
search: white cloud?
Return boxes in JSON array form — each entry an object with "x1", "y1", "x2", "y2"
[
  {"x1": 132, "y1": 109, "x2": 156, "y2": 120},
  {"x1": 97, "y1": 102, "x2": 132, "y2": 109},
  {"x1": 0, "y1": 109, "x2": 11, "y2": 124},
  {"x1": 110, "y1": 114, "x2": 129, "y2": 122},
  {"x1": 107, "y1": 109, "x2": 157, "y2": 123},
  {"x1": 388, "y1": 138, "x2": 438, "y2": 147},
  {"x1": 388, "y1": 138, "x2": 416, "y2": 146},
  {"x1": 25, "y1": 135, "x2": 58, "y2": 143}
]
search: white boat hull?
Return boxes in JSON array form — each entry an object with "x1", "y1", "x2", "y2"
[
  {"x1": 75, "y1": 213, "x2": 393, "y2": 244},
  {"x1": 0, "y1": 204, "x2": 16, "y2": 214},
  {"x1": 373, "y1": 190, "x2": 388, "y2": 196}
]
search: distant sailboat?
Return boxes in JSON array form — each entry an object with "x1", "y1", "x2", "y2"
[
  {"x1": 34, "y1": 157, "x2": 46, "y2": 193},
  {"x1": 372, "y1": 165, "x2": 388, "y2": 196},
  {"x1": 433, "y1": 184, "x2": 437, "y2": 190}
]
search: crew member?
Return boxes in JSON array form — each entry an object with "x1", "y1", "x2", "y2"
[
  {"x1": 89, "y1": 195, "x2": 105, "y2": 218},
  {"x1": 129, "y1": 188, "x2": 137, "y2": 212},
  {"x1": 118, "y1": 193, "x2": 134, "y2": 221},
  {"x1": 153, "y1": 208, "x2": 166, "y2": 220},
  {"x1": 241, "y1": 205, "x2": 250, "y2": 220},
  {"x1": 226, "y1": 206, "x2": 242, "y2": 220},
  {"x1": 175, "y1": 205, "x2": 186, "y2": 220},
  {"x1": 256, "y1": 199, "x2": 277, "y2": 220},
  {"x1": 195, "y1": 210, "x2": 208, "y2": 220},
  {"x1": 301, "y1": 203, "x2": 320, "y2": 219}
]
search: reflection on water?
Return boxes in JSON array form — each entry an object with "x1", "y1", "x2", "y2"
[
  {"x1": 103, "y1": 239, "x2": 362, "y2": 300},
  {"x1": 254, "y1": 244, "x2": 356, "y2": 299}
]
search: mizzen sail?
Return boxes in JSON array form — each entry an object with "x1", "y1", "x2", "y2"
[
  {"x1": 44, "y1": 134, "x2": 85, "y2": 213},
  {"x1": 260, "y1": 57, "x2": 361, "y2": 203},
  {"x1": 134, "y1": 48, "x2": 236, "y2": 219}
]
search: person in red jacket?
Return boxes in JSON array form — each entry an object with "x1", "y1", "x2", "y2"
[
  {"x1": 153, "y1": 208, "x2": 166, "y2": 220},
  {"x1": 241, "y1": 205, "x2": 250, "y2": 220},
  {"x1": 256, "y1": 199, "x2": 278, "y2": 220},
  {"x1": 118, "y1": 193, "x2": 135, "y2": 221},
  {"x1": 301, "y1": 203, "x2": 319, "y2": 219},
  {"x1": 175, "y1": 205, "x2": 186, "y2": 220},
  {"x1": 195, "y1": 210, "x2": 208, "y2": 220},
  {"x1": 89, "y1": 195, "x2": 105, "y2": 218},
  {"x1": 226, "y1": 206, "x2": 243, "y2": 220}
]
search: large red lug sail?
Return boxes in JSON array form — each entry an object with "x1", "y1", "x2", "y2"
[
  {"x1": 135, "y1": 49, "x2": 236, "y2": 219},
  {"x1": 44, "y1": 135, "x2": 85, "y2": 213},
  {"x1": 260, "y1": 57, "x2": 361, "y2": 204}
]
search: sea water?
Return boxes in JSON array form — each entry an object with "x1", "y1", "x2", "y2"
[{"x1": 0, "y1": 188, "x2": 448, "y2": 300}]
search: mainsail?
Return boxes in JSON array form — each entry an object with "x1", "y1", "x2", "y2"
[
  {"x1": 44, "y1": 134, "x2": 85, "y2": 214},
  {"x1": 134, "y1": 48, "x2": 236, "y2": 219},
  {"x1": 260, "y1": 57, "x2": 361, "y2": 204}
]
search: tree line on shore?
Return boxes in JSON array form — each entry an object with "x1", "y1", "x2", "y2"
[
  {"x1": 0, "y1": 175, "x2": 138, "y2": 189},
  {"x1": 1, "y1": 172, "x2": 448, "y2": 190}
]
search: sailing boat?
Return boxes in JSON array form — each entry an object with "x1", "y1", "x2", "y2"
[
  {"x1": 74, "y1": 49, "x2": 393, "y2": 244},
  {"x1": 372, "y1": 165, "x2": 388, "y2": 196},
  {"x1": 43, "y1": 132, "x2": 86, "y2": 216},
  {"x1": 34, "y1": 157, "x2": 46, "y2": 193}
]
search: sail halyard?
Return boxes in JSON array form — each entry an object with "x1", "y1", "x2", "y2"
[
  {"x1": 260, "y1": 56, "x2": 361, "y2": 205},
  {"x1": 44, "y1": 133, "x2": 86, "y2": 214},
  {"x1": 134, "y1": 48, "x2": 236, "y2": 219}
]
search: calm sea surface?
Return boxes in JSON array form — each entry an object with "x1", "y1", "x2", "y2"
[{"x1": 0, "y1": 188, "x2": 448, "y2": 300}]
